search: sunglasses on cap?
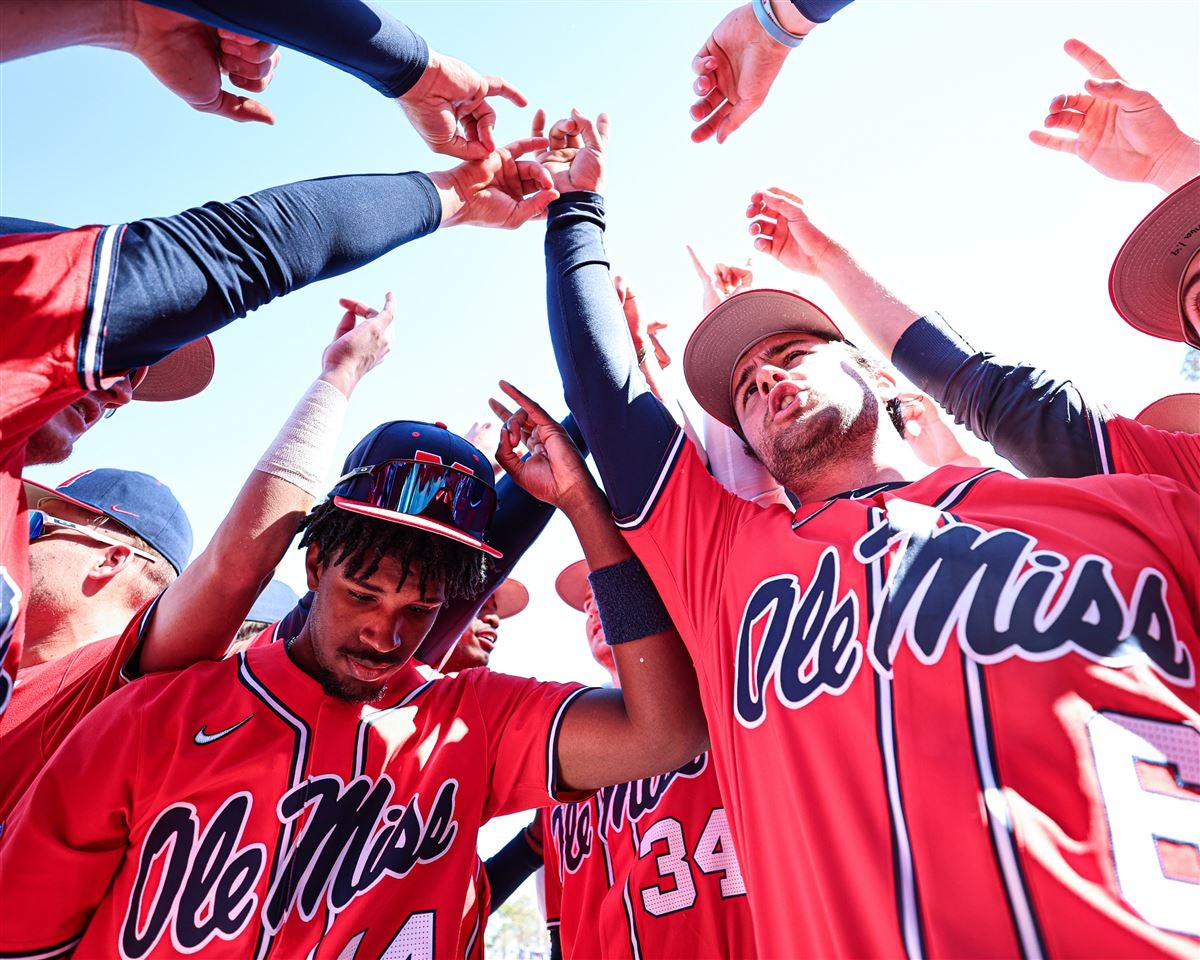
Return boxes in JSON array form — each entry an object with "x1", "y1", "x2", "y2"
[
  {"x1": 329, "y1": 460, "x2": 497, "y2": 545},
  {"x1": 28, "y1": 510, "x2": 159, "y2": 562}
]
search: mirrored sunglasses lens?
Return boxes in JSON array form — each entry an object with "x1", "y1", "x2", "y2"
[{"x1": 28, "y1": 511, "x2": 46, "y2": 541}]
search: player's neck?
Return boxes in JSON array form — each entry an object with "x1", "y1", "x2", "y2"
[
  {"x1": 22, "y1": 601, "x2": 132, "y2": 667},
  {"x1": 784, "y1": 429, "x2": 931, "y2": 506}
]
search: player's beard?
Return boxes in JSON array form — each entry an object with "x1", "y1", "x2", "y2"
[
  {"x1": 309, "y1": 640, "x2": 394, "y2": 704},
  {"x1": 756, "y1": 398, "x2": 880, "y2": 492}
]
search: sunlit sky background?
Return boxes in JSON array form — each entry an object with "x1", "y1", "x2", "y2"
[{"x1": 4, "y1": 0, "x2": 1199, "y2": 870}]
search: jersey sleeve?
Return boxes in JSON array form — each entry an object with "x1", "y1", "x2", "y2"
[
  {"x1": 466, "y1": 671, "x2": 589, "y2": 820},
  {"x1": 1104, "y1": 415, "x2": 1200, "y2": 492},
  {"x1": 617, "y1": 430, "x2": 764, "y2": 655},
  {"x1": 0, "y1": 226, "x2": 118, "y2": 445},
  {"x1": 540, "y1": 806, "x2": 562, "y2": 934},
  {"x1": 0, "y1": 678, "x2": 147, "y2": 956}
]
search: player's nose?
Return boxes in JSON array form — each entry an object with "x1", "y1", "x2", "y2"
[
  {"x1": 358, "y1": 615, "x2": 404, "y2": 654},
  {"x1": 755, "y1": 364, "x2": 788, "y2": 394}
]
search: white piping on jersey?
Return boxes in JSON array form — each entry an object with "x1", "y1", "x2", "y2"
[
  {"x1": 964, "y1": 661, "x2": 1045, "y2": 959},
  {"x1": 83, "y1": 225, "x2": 120, "y2": 390},
  {"x1": 545, "y1": 687, "x2": 590, "y2": 799},
  {"x1": 616, "y1": 430, "x2": 686, "y2": 530},
  {"x1": 622, "y1": 819, "x2": 646, "y2": 960},
  {"x1": 1090, "y1": 408, "x2": 1114, "y2": 474},
  {"x1": 237, "y1": 655, "x2": 310, "y2": 960},
  {"x1": 352, "y1": 680, "x2": 434, "y2": 778},
  {"x1": 4, "y1": 933, "x2": 83, "y2": 960}
]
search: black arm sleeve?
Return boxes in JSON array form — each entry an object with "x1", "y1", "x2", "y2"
[
  {"x1": 411, "y1": 415, "x2": 590, "y2": 666},
  {"x1": 144, "y1": 0, "x2": 428, "y2": 97},
  {"x1": 483, "y1": 819, "x2": 543, "y2": 914},
  {"x1": 549, "y1": 927, "x2": 563, "y2": 960},
  {"x1": 892, "y1": 314, "x2": 1106, "y2": 477},
  {"x1": 103, "y1": 171, "x2": 441, "y2": 373},
  {"x1": 791, "y1": 0, "x2": 856, "y2": 23},
  {"x1": 544, "y1": 193, "x2": 679, "y2": 519}
]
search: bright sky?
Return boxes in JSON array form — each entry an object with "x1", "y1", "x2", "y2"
[{"x1": 4, "y1": 0, "x2": 1199, "y2": 865}]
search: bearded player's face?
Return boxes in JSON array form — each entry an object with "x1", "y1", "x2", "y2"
[
  {"x1": 732, "y1": 333, "x2": 888, "y2": 483},
  {"x1": 300, "y1": 547, "x2": 446, "y2": 702}
]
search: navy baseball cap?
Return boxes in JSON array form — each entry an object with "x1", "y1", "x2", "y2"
[
  {"x1": 327, "y1": 421, "x2": 502, "y2": 558},
  {"x1": 247, "y1": 579, "x2": 301, "y2": 623},
  {"x1": 23, "y1": 468, "x2": 192, "y2": 574}
]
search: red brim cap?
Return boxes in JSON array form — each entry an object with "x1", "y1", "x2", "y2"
[
  {"x1": 133, "y1": 338, "x2": 216, "y2": 402},
  {"x1": 554, "y1": 559, "x2": 590, "y2": 612},
  {"x1": 1109, "y1": 176, "x2": 1200, "y2": 347},
  {"x1": 21, "y1": 478, "x2": 105, "y2": 516},
  {"x1": 683, "y1": 289, "x2": 843, "y2": 429},
  {"x1": 493, "y1": 578, "x2": 529, "y2": 619},
  {"x1": 332, "y1": 496, "x2": 503, "y2": 559},
  {"x1": 1135, "y1": 393, "x2": 1200, "y2": 434}
]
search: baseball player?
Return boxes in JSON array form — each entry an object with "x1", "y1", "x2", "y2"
[
  {"x1": 0, "y1": 296, "x2": 394, "y2": 822},
  {"x1": 0, "y1": 402, "x2": 706, "y2": 958},
  {"x1": 440, "y1": 578, "x2": 529, "y2": 674},
  {"x1": 0, "y1": 145, "x2": 557, "y2": 720},
  {"x1": 744, "y1": 180, "x2": 1200, "y2": 483},
  {"x1": 538, "y1": 111, "x2": 1199, "y2": 957},
  {"x1": 540, "y1": 560, "x2": 757, "y2": 960}
]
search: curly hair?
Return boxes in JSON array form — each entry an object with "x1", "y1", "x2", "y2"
[{"x1": 297, "y1": 501, "x2": 489, "y2": 601}]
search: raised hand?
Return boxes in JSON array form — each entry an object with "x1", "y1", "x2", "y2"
[
  {"x1": 398, "y1": 50, "x2": 527, "y2": 160},
  {"x1": 319, "y1": 293, "x2": 395, "y2": 397},
  {"x1": 489, "y1": 381, "x2": 597, "y2": 511},
  {"x1": 690, "y1": 3, "x2": 812, "y2": 144},
  {"x1": 613, "y1": 275, "x2": 671, "y2": 369},
  {"x1": 746, "y1": 188, "x2": 837, "y2": 275},
  {"x1": 899, "y1": 393, "x2": 981, "y2": 469},
  {"x1": 428, "y1": 138, "x2": 557, "y2": 229},
  {"x1": 686, "y1": 245, "x2": 754, "y2": 314},
  {"x1": 531, "y1": 108, "x2": 610, "y2": 195},
  {"x1": 1029, "y1": 39, "x2": 1200, "y2": 192},
  {"x1": 129, "y1": 5, "x2": 279, "y2": 124}
]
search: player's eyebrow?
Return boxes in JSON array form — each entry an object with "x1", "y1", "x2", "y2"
[
  {"x1": 347, "y1": 575, "x2": 384, "y2": 594},
  {"x1": 732, "y1": 339, "x2": 808, "y2": 405}
]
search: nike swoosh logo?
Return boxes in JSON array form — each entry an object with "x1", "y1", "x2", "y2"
[{"x1": 194, "y1": 715, "x2": 253, "y2": 745}]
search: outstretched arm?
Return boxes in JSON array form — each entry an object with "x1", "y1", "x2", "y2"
[
  {"x1": 493, "y1": 383, "x2": 706, "y2": 792},
  {"x1": 540, "y1": 111, "x2": 680, "y2": 518},
  {"x1": 80, "y1": 141, "x2": 551, "y2": 374},
  {"x1": 136, "y1": 294, "x2": 394, "y2": 673}
]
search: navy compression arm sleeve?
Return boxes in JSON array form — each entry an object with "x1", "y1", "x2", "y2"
[
  {"x1": 143, "y1": 0, "x2": 428, "y2": 97},
  {"x1": 484, "y1": 820, "x2": 543, "y2": 914},
  {"x1": 791, "y1": 0, "x2": 855, "y2": 23},
  {"x1": 544, "y1": 193, "x2": 678, "y2": 519},
  {"x1": 892, "y1": 314, "x2": 1104, "y2": 477},
  {"x1": 103, "y1": 172, "x2": 441, "y2": 373}
]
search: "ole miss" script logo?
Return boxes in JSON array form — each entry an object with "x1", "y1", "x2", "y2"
[{"x1": 119, "y1": 774, "x2": 458, "y2": 959}]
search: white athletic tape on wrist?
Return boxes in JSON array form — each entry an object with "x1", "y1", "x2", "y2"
[{"x1": 255, "y1": 377, "x2": 348, "y2": 498}]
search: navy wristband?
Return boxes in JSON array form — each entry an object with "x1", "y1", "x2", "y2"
[{"x1": 587, "y1": 557, "x2": 674, "y2": 646}]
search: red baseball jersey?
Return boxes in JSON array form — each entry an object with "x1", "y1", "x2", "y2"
[
  {"x1": 619, "y1": 431, "x2": 1199, "y2": 958},
  {"x1": 0, "y1": 635, "x2": 587, "y2": 958},
  {"x1": 542, "y1": 750, "x2": 756, "y2": 959},
  {"x1": 0, "y1": 600, "x2": 155, "y2": 822},
  {"x1": 0, "y1": 225, "x2": 124, "y2": 717},
  {"x1": 1101, "y1": 413, "x2": 1200, "y2": 483}
]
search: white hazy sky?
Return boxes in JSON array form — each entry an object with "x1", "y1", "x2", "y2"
[{"x1": 4, "y1": 0, "x2": 1199, "y2": 861}]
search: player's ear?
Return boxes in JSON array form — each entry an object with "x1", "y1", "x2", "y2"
[
  {"x1": 87, "y1": 544, "x2": 135, "y2": 585},
  {"x1": 874, "y1": 366, "x2": 900, "y2": 403},
  {"x1": 304, "y1": 543, "x2": 324, "y2": 591}
]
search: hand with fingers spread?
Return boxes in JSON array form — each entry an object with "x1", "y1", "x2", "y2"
[
  {"x1": 489, "y1": 381, "x2": 599, "y2": 512},
  {"x1": 746, "y1": 188, "x2": 838, "y2": 275},
  {"x1": 614, "y1": 276, "x2": 672, "y2": 370},
  {"x1": 398, "y1": 50, "x2": 527, "y2": 160},
  {"x1": 427, "y1": 138, "x2": 558, "y2": 229},
  {"x1": 531, "y1": 108, "x2": 610, "y2": 195},
  {"x1": 319, "y1": 293, "x2": 395, "y2": 397},
  {"x1": 1030, "y1": 38, "x2": 1200, "y2": 192},
  {"x1": 686, "y1": 244, "x2": 754, "y2": 315},
  {"x1": 690, "y1": 2, "x2": 816, "y2": 144},
  {"x1": 128, "y1": 5, "x2": 280, "y2": 124}
]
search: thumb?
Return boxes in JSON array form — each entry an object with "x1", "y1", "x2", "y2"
[
  {"x1": 715, "y1": 99, "x2": 759, "y2": 144},
  {"x1": 195, "y1": 89, "x2": 276, "y2": 125}
]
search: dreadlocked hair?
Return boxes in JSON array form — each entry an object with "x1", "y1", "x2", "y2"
[{"x1": 297, "y1": 501, "x2": 490, "y2": 601}]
